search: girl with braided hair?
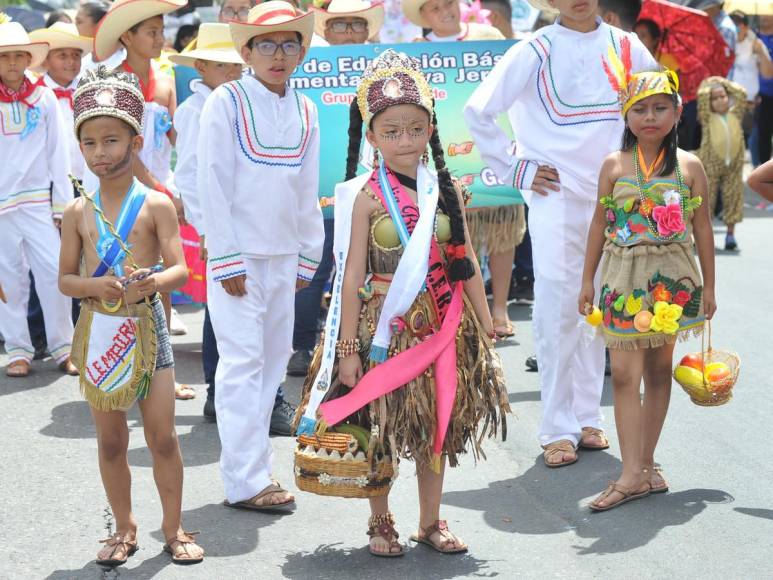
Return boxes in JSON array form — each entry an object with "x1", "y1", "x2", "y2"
[{"x1": 295, "y1": 49, "x2": 509, "y2": 557}]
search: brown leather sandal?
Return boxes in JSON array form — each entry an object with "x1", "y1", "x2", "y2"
[
  {"x1": 589, "y1": 481, "x2": 650, "y2": 512},
  {"x1": 224, "y1": 480, "x2": 296, "y2": 511},
  {"x1": 6, "y1": 359, "x2": 30, "y2": 378},
  {"x1": 579, "y1": 427, "x2": 610, "y2": 450},
  {"x1": 643, "y1": 465, "x2": 669, "y2": 494},
  {"x1": 492, "y1": 318, "x2": 515, "y2": 338},
  {"x1": 367, "y1": 512, "x2": 403, "y2": 558},
  {"x1": 96, "y1": 533, "x2": 139, "y2": 567},
  {"x1": 163, "y1": 530, "x2": 204, "y2": 564},
  {"x1": 410, "y1": 520, "x2": 468, "y2": 554},
  {"x1": 542, "y1": 439, "x2": 578, "y2": 468},
  {"x1": 58, "y1": 356, "x2": 79, "y2": 376}
]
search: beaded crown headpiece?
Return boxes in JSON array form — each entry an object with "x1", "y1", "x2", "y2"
[
  {"x1": 357, "y1": 49, "x2": 434, "y2": 127},
  {"x1": 602, "y1": 37, "x2": 679, "y2": 116},
  {"x1": 74, "y1": 66, "x2": 145, "y2": 137}
]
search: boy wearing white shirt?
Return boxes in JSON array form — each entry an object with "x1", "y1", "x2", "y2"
[
  {"x1": 30, "y1": 22, "x2": 93, "y2": 182},
  {"x1": 169, "y1": 23, "x2": 243, "y2": 418},
  {"x1": 464, "y1": 0, "x2": 656, "y2": 468},
  {"x1": 0, "y1": 21, "x2": 75, "y2": 378},
  {"x1": 198, "y1": 2, "x2": 324, "y2": 509}
]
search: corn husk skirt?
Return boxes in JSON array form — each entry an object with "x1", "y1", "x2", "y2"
[
  {"x1": 599, "y1": 242, "x2": 705, "y2": 351},
  {"x1": 296, "y1": 281, "x2": 510, "y2": 467},
  {"x1": 466, "y1": 204, "x2": 526, "y2": 255}
]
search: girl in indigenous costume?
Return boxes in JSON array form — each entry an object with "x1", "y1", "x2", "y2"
[
  {"x1": 579, "y1": 48, "x2": 716, "y2": 512},
  {"x1": 295, "y1": 49, "x2": 509, "y2": 556}
]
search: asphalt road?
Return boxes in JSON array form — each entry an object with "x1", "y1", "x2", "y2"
[{"x1": 1, "y1": 202, "x2": 771, "y2": 580}]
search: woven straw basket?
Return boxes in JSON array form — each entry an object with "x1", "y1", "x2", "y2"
[
  {"x1": 294, "y1": 429, "x2": 396, "y2": 498},
  {"x1": 674, "y1": 321, "x2": 740, "y2": 407}
]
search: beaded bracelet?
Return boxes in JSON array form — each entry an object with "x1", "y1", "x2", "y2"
[
  {"x1": 368, "y1": 511, "x2": 396, "y2": 530},
  {"x1": 336, "y1": 338, "x2": 361, "y2": 358}
]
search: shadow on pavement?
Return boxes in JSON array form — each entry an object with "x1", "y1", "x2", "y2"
[
  {"x1": 46, "y1": 552, "x2": 174, "y2": 580},
  {"x1": 128, "y1": 419, "x2": 220, "y2": 467},
  {"x1": 281, "y1": 542, "x2": 498, "y2": 580},
  {"x1": 442, "y1": 453, "x2": 733, "y2": 555},
  {"x1": 733, "y1": 507, "x2": 773, "y2": 521},
  {"x1": 0, "y1": 360, "x2": 66, "y2": 397}
]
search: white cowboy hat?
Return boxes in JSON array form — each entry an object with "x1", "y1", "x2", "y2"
[
  {"x1": 92, "y1": 0, "x2": 188, "y2": 62},
  {"x1": 0, "y1": 21, "x2": 49, "y2": 68},
  {"x1": 29, "y1": 22, "x2": 92, "y2": 55},
  {"x1": 312, "y1": 0, "x2": 384, "y2": 41},
  {"x1": 168, "y1": 23, "x2": 242, "y2": 67},
  {"x1": 229, "y1": 1, "x2": 315, "y2": 57},
  {"x1": 402, "y1": 0, "x2": 431, "y2": 28}
]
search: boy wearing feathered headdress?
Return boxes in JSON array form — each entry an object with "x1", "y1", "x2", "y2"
[{"x1": 464, "y1": 0, "x2": 656, "y2": 470}]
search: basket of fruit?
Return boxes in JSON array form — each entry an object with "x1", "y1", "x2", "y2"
[
  {"x1": 294, "y1": 424, "x2": 396, "y2": 498},
  {"x1": 673, "y1": 321, "x2": 740, "y2": 406}
]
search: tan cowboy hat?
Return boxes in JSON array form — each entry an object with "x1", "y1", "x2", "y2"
[
  {"x1": 229, "y1": 1, "x2": 315, "y2": 57},
  {"x1": 312, "y1": 0, "x2": 384, "y2": 41},
  {"x1": 168, "y1": 23, "x2": 242, "y2": 67},
  {"x1": 527, "y1": 0, "x2": 553, "y2": 11},
  {"x1": 92, "y1": 0, "x2": 188, "y2": 62},
  {"x1": 29, "y1": 22, "x2": 92, "y2": 55},
  {"x1": 0, "y1": 21, "x2": 49, "y2": 68},
  {"x1": 402, "y1": 0, "x2": 431, "y2": 28}
]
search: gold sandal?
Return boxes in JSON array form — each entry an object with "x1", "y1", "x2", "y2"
[
  {"x1": 96, "y1": 533, "x2": 139, "y2": 567},
  {"x1": 542, "y1": 439, "x2": 578, "y2": 468},
  {"x1": 410, "y1": 520, "x2": 468, "y2": 554},
  {"x1": 643, "y1": 465, "x2": 669, "y2": 494},
  {"x1": 579, "y1": 427, "x2": 610, "y2": 450},
  {"x1": 367, "y1": 512, "x2": 403, "y2": 558},
  {"x1": 163, "y1": 530, "x2": 204, "y2": 564},
  {"x1": 590, "y1": 481, "x2": 650, "y2": 512}
]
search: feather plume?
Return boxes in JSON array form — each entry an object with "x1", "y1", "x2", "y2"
[{"x1": 620, "y1": 36, "x2": 632, "y2": 84}]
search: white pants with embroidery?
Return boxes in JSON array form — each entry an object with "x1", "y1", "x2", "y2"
[
  {"x1": 0, "y1": 205, "x2": 73, "y2": 364},
  {"x1": 526, "y1": 188, "x2": 606, "y2": 447},
  {"x1": 207, "y1": 254, "x2": 296, "y2": 503}
]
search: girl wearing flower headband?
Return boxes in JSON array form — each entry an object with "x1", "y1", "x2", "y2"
[
  {"x1": 578, "y1": 43, "x2": 717, "y2": 512},
  {"x1": 295, "y1": 49, "x2": 509, "y2": 556}
]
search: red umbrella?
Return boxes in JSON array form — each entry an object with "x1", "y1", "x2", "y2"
[{"x1": 639, "y1": 0, "x2": 733, "y2": 102}]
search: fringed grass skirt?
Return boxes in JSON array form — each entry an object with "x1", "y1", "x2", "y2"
[
  {"x1": 295, "y1": 281, "x2": 510, "y2": 468},
  {"x1": 466, "y1": 204, "x2": 526, "y2": 255},
  {"x1": 599, "y1": 242, "x2": 705, "y2": 351}
]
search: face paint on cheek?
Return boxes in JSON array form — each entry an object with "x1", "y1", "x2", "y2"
[{"x1": 107, "y1": 142, "x2": 135, "y2": 175}]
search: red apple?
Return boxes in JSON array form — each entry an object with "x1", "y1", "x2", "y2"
[{"x1": 679, "y1": 354, "x2": 704, "y2": 371}]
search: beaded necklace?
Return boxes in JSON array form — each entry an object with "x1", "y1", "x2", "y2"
[{"x1": 633, "y1": 143, "x2": 686, "y2": 242}]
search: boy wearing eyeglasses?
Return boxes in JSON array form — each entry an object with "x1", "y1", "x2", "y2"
[
  {"x1": 218, "y1": 0, "x2": 254, "y2": 23},
  {"x1": 312, "y1": 0, "x2": 384, "y2": 45},
  {"x1": 197, "y1": 1, "x2": 324, "y2": 511}
]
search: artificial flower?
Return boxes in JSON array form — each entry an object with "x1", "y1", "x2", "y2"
[
  {"x1": 606, "y1": 209, "x2": 616, "y2": 223},
  {"x1": 663, "y1": 189, "x2": 681, "y2": 206},
  {"x1": 639, "y1": 198, "x2": 655, "y2": 217},
  {"x1": 625, "y1": 294, "x2": 643, "y2": 315},
  {"x1": 617, "y1": 223, "x2": 632, "y2": 242},
  {"x1": 460, "y1": 0, "x2": 492, "y2": 24},
  {"x1": 673, "y1": 290, "x2": 691, "y2": 307},
  {"x1": 649, "y1": 301, "x2": 683, "y2": 335},
  {"x1": 652, "y1": 203, "x2": 686, "y2": 237},
  {"x1": 652, "y1": 283, "x2": 672, "y2": 303}
]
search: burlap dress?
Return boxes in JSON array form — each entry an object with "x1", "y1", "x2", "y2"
[
  {"x1": 599, "y1": 177, "x2": 705, "y2": 350},
  {"x1": 295, "y1": 184, "x2": 510, "y2": 467}
]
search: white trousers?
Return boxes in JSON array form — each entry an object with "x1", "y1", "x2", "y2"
[
  {"x1": 207, "y1": 255, "x2": 296, "y2": 503},
  {"x1": 527, "y1": 190, "x2": 605, "y2": 446},
  {"x1": 0, "y1": 206, "x2": 73, "y2": 364}
]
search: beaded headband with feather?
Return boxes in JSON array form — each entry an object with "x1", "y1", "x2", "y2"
[
  {"x1": 74, "y1": 66, "x2": 145, "y2": 137},
  {"x1": 357, "y1": 49, "x2": 434, "y2": 127},
  {"x1": 602, "y1": 37, "x2": 679, "y2": 116}
]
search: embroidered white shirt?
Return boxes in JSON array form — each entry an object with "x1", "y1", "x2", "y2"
[
  {"x1": 0, "y1": 79, "x2": 72, "y2": 218},
  {"x1": 197, "y1": 75, "x2": 324, "y2": 282},
  {"x1": 173, "y1": 79, "x2": 211, "y2": 233},
  {"x1": 464, "y1": 18, "x2": 656, "y2": 202},
  {"x1": 42, "y1": 73, "x2": 84, "y2": 181}
]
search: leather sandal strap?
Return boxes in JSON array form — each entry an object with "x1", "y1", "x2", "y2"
[
  {"x1": 420, "y1": 520, "x2": 461, "y2": 551},
  {"x1": 543, "y1": 440, "x2": 576, "y2": 458}
]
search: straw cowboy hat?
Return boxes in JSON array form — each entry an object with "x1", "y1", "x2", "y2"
[
  {"x1": 527, "y1": 0, "x2": 553, "y2": 11},
  {"x1": 29, "y1": 22, "x2": 92, "y2": 55},
  {"x1": 92, "y1": 0, "x2": 188, "y2": 62},
  {"x1": 312, "y1": 0, "x2": 384, "y2": 41},
  {"x1": 0, "y1": 21, "x2": 49, "y2": 69},
  {"x1": 229, "y1": 1, "x2": 315, "y2": 56},
  {"x1": 168, "y1": 23, "x2": 242, "y2": 67}
]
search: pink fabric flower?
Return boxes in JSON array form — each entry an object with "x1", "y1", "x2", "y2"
[
  {"x1": 651, "y1": 203, "x2": 686, "y2": 237},
  {"x1": 460, "y1": 0, "x2": 492, "y2": 24},
  {"x1": 673, "y1": 290, "x2": 691, "y2": 307}
]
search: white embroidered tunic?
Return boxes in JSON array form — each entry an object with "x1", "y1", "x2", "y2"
[
  {"x1": 42, "y1": 73, "x2": 85, "y2": 181},
  {"x1": 173, "y1": 79, "x2": 211, "y2": 233},
  {"x1": 0, "y1": 80, "x2": 72, "y2": 218},
  {"x1": 197, "y1": 75, "x2": 324, "y2": 283},
  {"x1": 464, "y1": 18, "x2": 656, "y2": 202}
]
